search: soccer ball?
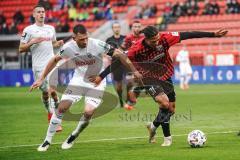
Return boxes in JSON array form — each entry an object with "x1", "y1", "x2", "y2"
[{"x1": 187, "y1": 130, "x2": 207, "y2": 148}]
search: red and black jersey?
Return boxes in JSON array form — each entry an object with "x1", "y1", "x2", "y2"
[
  {"x1": 123, "y1": 33, "x2": 144, "y2": 49},
  {"x1": 128, "y1": 32, "x2": 180, "y2": 81}
]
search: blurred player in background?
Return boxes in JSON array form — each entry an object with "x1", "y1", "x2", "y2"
[
  {"x1": 176, "y1": 46, "x2": 192, "y2": 90},
  {"x1": 91, "y1": 26, "x2": 228, "y2": 146},
  {"x1": 122, "y1": 20, "x2": 144, "y2": 110},
  {"x1": 19, "y1": 5, "x2": 64, "y2": 131},
  {"x1": 106, "y1": 21, "x2": 126, "y2": 107},
  {"x1": 30, "y1": 24, "x2": 140, "y2": 151}
]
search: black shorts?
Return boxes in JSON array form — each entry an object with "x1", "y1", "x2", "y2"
[
  {"x1": 112, "y1": 66, "x2": 126, "y2": 82},
  {"x1": 133, "y1": 78, "x2": 176, "y2": 102}
]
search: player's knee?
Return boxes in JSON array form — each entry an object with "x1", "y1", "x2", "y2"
[
  {"x1": 58, "y1": 106, "x2": 67, "y2": 113},
  {"x1": 169, "y1": 102, "x2": 176, "y2": 113},
  {"x1": 57, "y1": 100, "x2": 72, "y2": 113},
  {"x1": 155, "y1": 95, "x2": 169, "y2": 109},
  {"x1": 161, "y1": 101, "x2": 170, "y2": 109}
]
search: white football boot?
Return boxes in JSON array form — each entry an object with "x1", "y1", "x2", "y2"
[
  {"x1": 37, "y1": 141, "x2": 50, "y2": 152},
  {"x1": 161, "y1": 136, "x2": 172, "y2": 147},
  {"x1": 61, "y1": 134, "x2": 76, "y2": 150}
]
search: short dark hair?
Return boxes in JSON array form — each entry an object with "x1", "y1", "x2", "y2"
[
  {"x1": 129, "y1": 20, "x2": 141, "y2": 29},
  {"x1": 73, "y1": 24, "x2": 87, "y2": 34},
  {"x1": 33, "y1": 4, "x2": 45, "y2": 10},
  {"x1": 140, "y1": 25, "x2": 158, "y2": 39},
  {"x1": 132, "y1": 20, "x2": 141, "y2": 24}
]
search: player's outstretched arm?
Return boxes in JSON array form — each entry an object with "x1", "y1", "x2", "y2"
[
  {"x1": 19, "y1": 37, "x2": 46, "y2": 53},
  {"x1": 112, "y1": 49, "x2": 141, "y2": 77},
  {"x1": 30, "y1": 55, "x2": 62, "y2": 91},
  {"x1": 89, "y1": 49, "x2": 142, "y2": 86},
  {"x1": 179, "y1": 29, "x2": 228, "y2": 41}
]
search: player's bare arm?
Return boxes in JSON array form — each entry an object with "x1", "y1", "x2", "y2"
[
  {"x1": 19, "y1": 37, "x2": 46, "y2": 53},
  {"x1": 89, "y1": 49, "x2": 141, "y2": 86},
  {"x1": 30, "y1": 55, "x2": 62, "y2": 91},
  {"x1": 179, "y1": 29, "x2": 228, "y2": 41}
]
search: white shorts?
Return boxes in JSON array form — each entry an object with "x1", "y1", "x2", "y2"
[
  {"x1": 179, "y1": 64, "x2": 192, "y2": 76},
  {"x1": 61, "y1": 76, "x2": 106, "y2": 108}
]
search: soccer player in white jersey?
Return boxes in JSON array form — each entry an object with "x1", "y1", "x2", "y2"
[
  {"x1": 176, "y1": 46, "x2": 193, "y2": 90},
  {"x1": 30, "y1": 24, "x2": 141, "y2": 151},
  {"x1": 19, "y1": 5, "x2": 64, "y2": 131}
]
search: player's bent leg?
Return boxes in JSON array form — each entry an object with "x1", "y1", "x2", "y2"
[
  {"x1": 37, "y1": 100, "x2": 72, "y2": 152},
  {"x1": 62, "y1": 103, "x2": 96, "y2": 150},
  {"x1": 49, "y1": 88, "x2": 59, "y2": 108},
  {"x1": 154, "y1": 93, "x2": 170, "y2": 109},
  {"x1": 42, "y1": 91, "x2": 50, "y2": 112}
]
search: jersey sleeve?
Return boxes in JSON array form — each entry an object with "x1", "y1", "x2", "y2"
[
  {"x1": 20, "y1": 27, "x2": 32, "y2": 44},
  {"x1": 123, "y1": 36, "x2": 132, "y2": 49},
  {"x1": 95, "y1": 39, "x2": 112, "y2": 56},
  {"x1": 164, "y1": 32, "x2": 180, "y2": 47},
  {"x1": 57, "y1": 44, "x2": 72, "y2": 59}
]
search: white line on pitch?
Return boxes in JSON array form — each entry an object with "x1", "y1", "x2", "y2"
[{"x1": 0, "y1": 130, "x2": 238, "y2": 150}]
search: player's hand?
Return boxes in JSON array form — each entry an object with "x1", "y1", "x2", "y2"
[
  {"x1": 29, "y1": 37, "x2": 46, "y2": 45},
  {"x1": 133, "y1": 71, "x2": 142, "y2": 80},
  {"x1": 88, "y1": 75, "x2": 103, "y2": 86},
  {"x1": 29, "y1": 79, "x2": 43, "y2": 92},
  {"x1": 214, "y1": 29, "x2": 228, "y2": 37},
  {"x1": 56, "y1": 40, "x2": 64, "y2": 47}
]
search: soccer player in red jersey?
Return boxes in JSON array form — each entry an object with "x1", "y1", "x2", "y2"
[
  {"x1": 122, "y1": 20, "x2": 144, "y2": 50},
  {"x1": 91, "y1": 25, "x2": 227, "y2": 146}
]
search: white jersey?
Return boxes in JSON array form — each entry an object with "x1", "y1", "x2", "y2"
[
  {"x1": 58, "y1": 38, "x2": 111, "y2": 84},
  {"x1": 20, "y1": 24, "x2": 56, "y2": 71},
  {"x1": 176, "y1": 49, "x2": 190, "y2": 64},
  {"x1": 176, "y1": 49, "x2": 192, "y2": 75}
]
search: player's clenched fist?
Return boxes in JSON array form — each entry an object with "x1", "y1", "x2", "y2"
[{"x1": 88, "y1": 75, "x2": 103, "y2": 86}]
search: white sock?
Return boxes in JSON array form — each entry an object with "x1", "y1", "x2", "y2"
[
  {"x1": 151, "y1": 122, "x2": 157, "y2": 132},
  {"x1": 180, "y1": 76, "x2": 184, "y2": 88},
  {"x1": 45, "y1": 112, "x2": 63, "y2": 143},
  {"x1": 185, "y1": 75, "x2": 191, "y2": 84},
  {"x1": 72, "y1": 115, "x2": 90, "y2": 137}
]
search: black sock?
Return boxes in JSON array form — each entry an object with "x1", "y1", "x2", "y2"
[
  {"x1": 153, "y1": 108, "x2": 169, "y2": 128},
  {"x1": 161, "y1": 122, "x2": 171, "y2": 137},
  {"x1": 117, "y1": 91, "x2": 123, "y2": 107}
]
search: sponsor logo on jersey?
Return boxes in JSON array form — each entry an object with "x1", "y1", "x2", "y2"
[{"x1": 75, "y1": 59, "x2": 96, "y2": 66}]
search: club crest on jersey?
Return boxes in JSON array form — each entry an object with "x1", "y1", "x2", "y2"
[
  {"x1": 21, "y1": 32, "x2": 27, "y2": 39},
  {"x1": 156, "y1": 45, "x2": 163, "y2": 51},
  {"x1": 60, "y1": 49, "x2": 64, "y2": 55},
  {"x1": 87, "y1": 53, "x2": 92, "y2": 58}
]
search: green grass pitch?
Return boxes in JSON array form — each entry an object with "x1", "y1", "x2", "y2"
[{"x1": 0, "y1": 84, "x2": 239, "y2": 160}]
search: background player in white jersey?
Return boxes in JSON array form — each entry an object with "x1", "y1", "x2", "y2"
[
  {"x1": 19, "y1": 5, "x2": 64, "y2": 130},
  {"x1": 176, "y1": 46, "x2": 192, "y2": 90},
  {"x1": 30, "y1": 24, "x2": 140, "y2": 151}
]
